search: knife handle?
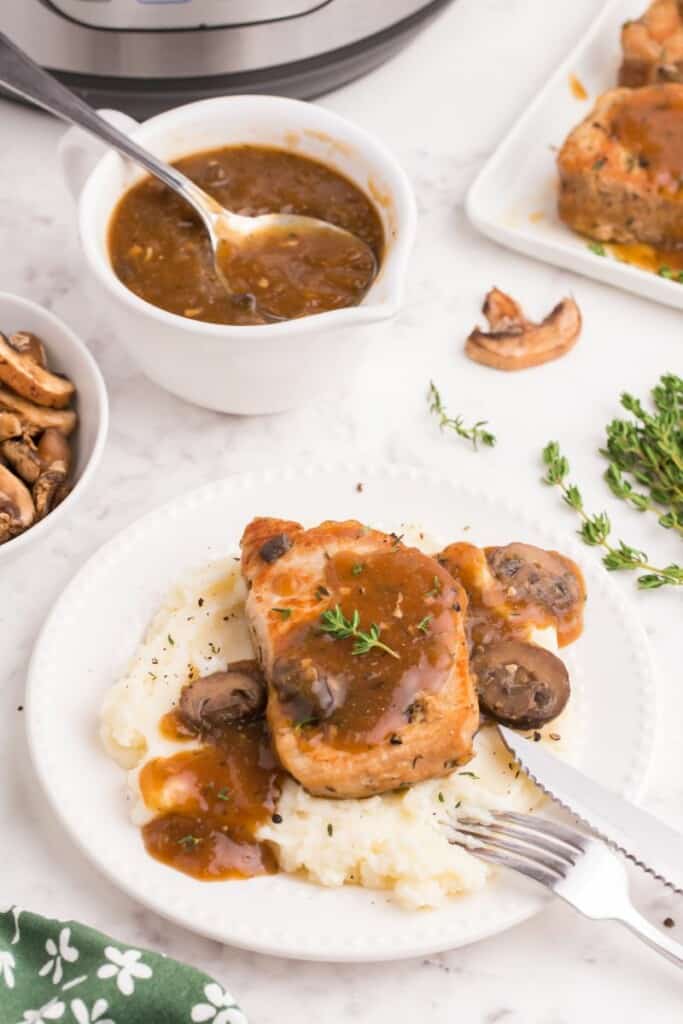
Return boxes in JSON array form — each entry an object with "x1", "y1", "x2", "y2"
[{"x1": 620, "y1": 907, "x2": 683, "y2": 969}]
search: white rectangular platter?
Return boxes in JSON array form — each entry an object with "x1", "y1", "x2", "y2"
[{"x1": 466, "y1": 0, "x2": 683, "y2": 311}]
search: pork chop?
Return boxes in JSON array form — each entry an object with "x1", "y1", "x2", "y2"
[
  {"x1": 619, "y1": 0, "x2": 683, "y2": 87},
  {"x1": 241, "y1": 517, "x2": 478, "y2": 798},
  {"x1": 557, "y1": 84, "x2": 683, "y2": 247}
]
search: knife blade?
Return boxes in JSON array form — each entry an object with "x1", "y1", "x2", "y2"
[{"x1": 498, "y1": 725, "x2": 683, "y2": 893}]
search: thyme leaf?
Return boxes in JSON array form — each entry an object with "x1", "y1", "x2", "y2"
[
  {"x1": 542, "y1": 441, "x2": 682, "y2": 589},
  {"x1": 319, "y1": 604, "x2": 399, "y2": 658},
  {"x1": 428, "y1": 381, "x2": 496, "y2": 451}
]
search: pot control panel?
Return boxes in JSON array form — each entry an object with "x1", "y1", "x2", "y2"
[{"x1": 44, "y1": 0, "x2": 328, "y2": 31}]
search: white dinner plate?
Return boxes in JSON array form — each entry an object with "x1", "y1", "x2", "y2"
[
  {"x1": 27, "y1": 464, "x2": 655, "y2": 962},
  {"x1": 467, "y1": 0, "x2": 683, "y2": 310}
]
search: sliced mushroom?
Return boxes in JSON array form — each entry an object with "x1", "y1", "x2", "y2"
[
  {"x1": 472, "y1": 639, "x2": 570, "y2": 729},
  {"x1": 33, "y1": 464, "x2": 69, "y2": 519},
  {"x1": 487, "y1": 542, "x2": 583, "y2": 616},
  {"x1": 8, "y1": 331, "x2": 47, "y2": 368},
  {"x1": 38, "y1": 427, "x2": 72, "y2": 473},
  {"x1": 0, "y1": 412, "x2": 22, "y2": 441},
  {"x1": 465, "y1": 288, "x2": 582, "y2": 371},
  {"x1": 0, "y1": 463, "x2": 35, "y2": 543},
  {"x1": 259, "y1": 533, "x2": 292, "y2": 563},
  {"x1": 177, "y1": 659, "x2": 267, "y2": 732},
  {"x1": 0, "y1": 333, "x2": 75, "y2": 409},
  {"x1": 1, "y1": 436, "x2": 41, "y2": 484},
  {"x1": 0, "y1": 386, "x2": 76, "y2": 436}
]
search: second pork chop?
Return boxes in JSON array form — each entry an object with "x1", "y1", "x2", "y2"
[{"x1": 241, "y1": 517, "x2": 478, "y2": 798}]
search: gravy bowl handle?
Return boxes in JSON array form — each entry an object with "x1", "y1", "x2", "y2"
[{"x1": 59, "y1": 110, "x2": 139, "y2": 201}]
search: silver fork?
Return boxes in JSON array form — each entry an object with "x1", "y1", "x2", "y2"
[{"x1": 446, "y1": 810, "x2": 683, "y2": 968}]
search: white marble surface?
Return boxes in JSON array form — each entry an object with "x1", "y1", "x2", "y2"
[{"x1": 2, "y1": 1, "x2": 683, "y2": 1019}]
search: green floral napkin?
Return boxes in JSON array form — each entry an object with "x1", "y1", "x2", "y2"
[{"x1": 0, "y1": 907, "x2": 247, "y2": 1024}]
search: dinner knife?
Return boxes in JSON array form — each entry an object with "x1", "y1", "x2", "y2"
[{"x1": 498, "y1": 725, "x2": 683, "y2": 893}]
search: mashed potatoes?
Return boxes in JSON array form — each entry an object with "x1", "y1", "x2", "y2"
[{"x1": 101, "y1": 530, "x2": 577, "y2": 909}]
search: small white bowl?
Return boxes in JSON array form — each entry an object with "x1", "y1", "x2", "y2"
[
  {"x1": 59, "y1": 95, "x2": 418, "y2": 415},
  {"x1": 0, "y1": 293, "x2": 108, "y2": 566}
]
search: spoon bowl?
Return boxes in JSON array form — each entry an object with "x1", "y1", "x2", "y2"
[{"x1": 0, "y1": 32, "x2": 378, "y2": 323}]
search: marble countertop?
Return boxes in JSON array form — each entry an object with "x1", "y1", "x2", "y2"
[{"x1": 2, "y1": 1, "x2": 683, "y2": 1019}]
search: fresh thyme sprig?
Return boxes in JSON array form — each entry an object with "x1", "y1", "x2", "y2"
[
  {"x1": 428, "y1": 381, "x2": 496, "y2": 451},
  {"x1": 542, "y1": 442, "x2": 683, "y2": 590},
  {"x1": 319, "y1": 605, "x2": 399, "y2": 658},
  {"x1": 601, "y1": 374, "x2": 683, "y2": 538}
]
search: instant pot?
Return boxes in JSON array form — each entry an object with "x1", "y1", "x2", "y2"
[{"x1": 2, "y1": 0, "x2": 455, "y2": 116}]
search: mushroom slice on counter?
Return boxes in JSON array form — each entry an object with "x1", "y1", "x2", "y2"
[
  {"x1": 0, "y1": 333, "x2": 75, "y2": 409},
  {"x1": 0, "y1": 463, "x2": 35, "y2": 543},
  {"x1": 0, "y1": 412, "x2": 22, "y2": 441},
  {"x1": 0, "y1": 386, "x2": 76, "y2": 436},
  {"x1": 487, "y1": 542, "x2": 583, "y2": 616},
  {"x1": 178, "y1": 659, "x2": 268, "y2": 732},
  {"x1": 472, "y1": 639, "x2": 570, "y2": 730},
  {"x1": 1, "y1": 436, "x2": 42, "y2": 484},
  {"x1": 465, "y1": 288, "x2": 582, "y2": 371},
  {"x1": 8, "y1": 331, "x2": 47, "y2": 368}
]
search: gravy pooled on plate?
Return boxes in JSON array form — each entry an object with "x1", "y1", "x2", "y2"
[{"x1": 108, "y1": 145, "x2": 384, "y2": 326}]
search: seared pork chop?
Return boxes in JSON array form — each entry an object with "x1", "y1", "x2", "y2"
[
  {"x1": 558, "y1": 84, "x2": 683, "y2": 247},
  {"x1": 619, "y1": 0, "x2": 683, "y2": 86},
  {"x1": 241, "y1": 518, "x2": 478, "y2": 798}
]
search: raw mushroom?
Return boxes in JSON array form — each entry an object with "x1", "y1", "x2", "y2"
[
  {"x1": 0, "y1": 333, "x2": 75, "y2": 409},
  {"x1": 487, "y1": 542, "x2": 583, "y2": 616},
  {"x1": 1, "y1": 436, "x2": 41, "y2": 484},
  {"x1": 465, "y1": 288, "x2": 582, "y2": 371},
  {"x1": 178, "y1": 659, "x2": 267, "y2": 732},
  {"x1": 8, "y1": 331, "x2": 47, "y2": 368},
  {"x1": 0, "y1": 386, "x2": 76, "y2": 435},
  {"x1": 0, "y1": 463, "x2": 35, "y2": 543},
  {"x1": 472, "y1": 639, "x2": 570, "y2": 730}
]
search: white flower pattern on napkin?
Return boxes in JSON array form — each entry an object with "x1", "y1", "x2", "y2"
[
  {"x1": 38, "y1": 928, "x2": 79, "y2": 986},
  {"x1": 191, "y1": 982, "x2": 247, "y2": 1024},
  {"x1": 0, "y1": 948, "x2": 16, "y2": 988},
  {"x1": 70, "y1": 997, "x2": 115, "y2": 1024},
  {"x1": 96, "y1": 946, "x2": 152, "y2": 996},
  {"x1": 17, "y1": 996, "x2": 65, "y2": 1023}
]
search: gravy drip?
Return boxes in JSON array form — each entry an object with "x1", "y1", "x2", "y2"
[{"x1": 140, "y1": 717, "x2": 281, "y2": 881}]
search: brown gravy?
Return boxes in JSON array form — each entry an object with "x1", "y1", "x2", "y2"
[
  {"x1": 140, "y1": 717, "x2": 281, "y2": 880},
  {"x1": 108, "y1": 145, "x2": 384, "y2": 326},
  {"x1": 274, "y1": 547, "x2": 463, "y2": 750},
  {"x1": 439, "y1": 542, "x2": 584, "y2": 651}
]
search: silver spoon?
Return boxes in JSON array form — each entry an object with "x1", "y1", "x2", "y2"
[{"x1": 0, "y1": 32, "x2": 377, "y2": 322}]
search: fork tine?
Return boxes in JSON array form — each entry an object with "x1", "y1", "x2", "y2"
[
  {"x1": 449, "y1": 842, "x2": 559, "y2": 888},
  {"x1": 458, "y1": 817, "x2": 580, "y2": 865},
  {"x1": 491, "y1": 811, "x2": 588, "y2": 852},
  {"x1": 452, "y1": 826, "x2": 569, "y2": 877}
]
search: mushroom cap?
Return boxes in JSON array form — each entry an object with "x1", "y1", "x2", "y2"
[
  {"x1": 472, "y1": 639, "x2": 570, "y2": 730},
  {"x1": 0, "y1": 333, "x2": 75, "y2": 409},
  {"x1": 0, "y1": 386, "x2": 77, "y2": 436},
  {"x1": 466, "y1": 290, "x2": 581, "y2": 371},
  {"x1": 38, "y1": 427, "x2": 71, "y2": 472},
  {"x1": 178, "y1": 659, "x2": 267, "y2": 732},
  {"x1": 33, "y1": 463, "x2": 69, "y2": 520},
  {"x1": 0, "y1": 463, "x2": 35, "y2": 542},
  {"x1": 1, "y1": 437, "x2": 41, "y2": 484},
  {"x1": 486, "y1": 542, "x2": 584, "y2": 616},
  {"x1": 8, "y1": 331, "x2": 47, "y2": 368}
]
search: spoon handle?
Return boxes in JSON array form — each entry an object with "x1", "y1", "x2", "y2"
[{"x1": 0, "y1": 32, "x2": 213, "y2": 221}]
